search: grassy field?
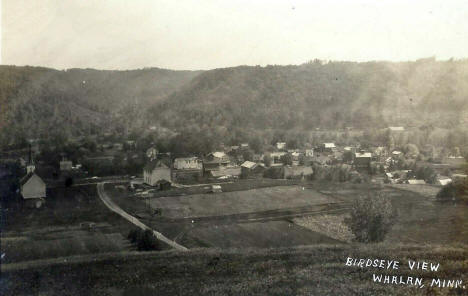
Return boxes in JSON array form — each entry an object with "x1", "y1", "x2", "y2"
[
  {"x1": 2, "y1": 244, "x2": 467, "y2": 295},
  {"x1": 106, "y1": 181, "x2": 468, "y2": 248},
  {"x1": 302, "y1": 183, "x2": 468, "y2": 245},
  {"x1": 184, "y1": 220, "x2": 341, "y2": 248},
  {"x1": 1, "y1": 185, "x2": 135, "y2": 263},
  {"x1": 150, "y1": 185, "x2": 341, "y2": 218}
]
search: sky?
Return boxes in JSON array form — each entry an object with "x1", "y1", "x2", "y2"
[{"x1": 2, "y1": 0, "x2": 468, "y2": 70}]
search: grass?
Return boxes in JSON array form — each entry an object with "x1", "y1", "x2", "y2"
[
  {"x1": 2, "y1": 243, "x2": 467, "y2": 295},
  {"x1": 294, "y1": 214, "x2": 354, "y2": 242},
  {"x1": 185, "y1": 220, "x2": 341, "y2": 248},
  {"x1": 1, "y1": 185, "x2": 135, "y2": 263},
  {"x1": 149, "y1": 185, "x2": 340, "y2": 219}
]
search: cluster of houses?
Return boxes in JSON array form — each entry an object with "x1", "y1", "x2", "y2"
[
  {"x1": 141, "y1": 129, "x2": 467, "y2": 190},
  {"x1": 141, "y1": 141, "x2": 378, "y2": 188}
]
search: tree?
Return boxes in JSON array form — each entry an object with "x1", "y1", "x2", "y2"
[
  {"x1": 263, "y1": 154, "x2": 272, "y2": 167},
  {"x1": 343, "y1": 151, "x2": 353, "y2": 163},
  {"x1": 344, "y1": 194, "x2": 397, "y2": 243},
  {"x1": 127, "y1": 229, "x2": 162, "y2": 251},
  {"x1": 436, "y1": 180, "x2": 468, "y2": 203},
  {"x1": 280, "y1": 153, "x2": 293, "y2": 166},
  {"x1": 242, "y1": 149, "x2": 254, "y2": 162}
]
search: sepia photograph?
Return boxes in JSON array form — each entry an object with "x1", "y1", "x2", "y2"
[{"x1": 0, "y1": 1, "x2": 467, "y2": 295}]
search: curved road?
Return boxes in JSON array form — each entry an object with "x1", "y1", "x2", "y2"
[{"x1": 97, "y1": 182, "x2": 188, "y2": 251}]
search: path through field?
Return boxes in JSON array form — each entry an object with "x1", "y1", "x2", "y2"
[{"x1": 97, "y1": 182, "x2": 188, "y2": 251}]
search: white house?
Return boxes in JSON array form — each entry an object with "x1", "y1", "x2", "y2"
[
  {"x1": 143, "y1": 159, "x2": 171, "y2": 186},
  {"x1": 388, "y1": 126, "x2": 405, "y2": 132},
  {"x1": 174, "y1": 157, "x2": 202, "y2": 170},
  {"x1": 305, "y1": 149, "x2": 314, "y2": 157},
  {"x1": 276, "y1": 142, "x2": 286, "y2": 150}
]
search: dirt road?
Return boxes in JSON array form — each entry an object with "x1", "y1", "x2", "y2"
[{"x1": 97, "y1": 182, "x2": 188, "y2": 251}]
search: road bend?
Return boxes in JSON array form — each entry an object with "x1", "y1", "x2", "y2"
[{"x1": 97, "y1": 182, "x2": 188, "y2": 251}]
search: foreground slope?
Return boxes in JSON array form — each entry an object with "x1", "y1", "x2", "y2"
[{"x1": 2, "y1": 244, "x2": 467, "y2": 295}]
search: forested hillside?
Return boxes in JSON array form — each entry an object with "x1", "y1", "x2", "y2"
[
  {"x1": 153, "y1": 58, "x2": 468, "y2": 131},
  {"x1": 1, "y1": 59, "x2": 468, "y2": 151},
  {"x1": 0, "y1": 66, "x2": 201, "y2": 147}
]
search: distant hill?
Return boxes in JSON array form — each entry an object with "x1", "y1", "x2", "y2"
[
  {"x1": 2, "y1": 59, "x2": 468, "y2": 149},
  {"x1": 0, "y1": 66, "x2": 201, "y2": 146},
  {"x1": 152, "y1": 59, "x2": 468, "y2": 132}
]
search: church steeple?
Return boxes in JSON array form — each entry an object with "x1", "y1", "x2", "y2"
[{"x1": 26, "y1": 144, "x2": 35, "y2": 174}]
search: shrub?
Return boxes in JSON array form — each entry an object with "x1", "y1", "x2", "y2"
[
  {"x1": 137, "y1": 229, "x2": 160, "y2": 251},
  {"x1": 127, "y1": 229, "x2": 140, "y2": 243},
  {"x1": 344, "y1": 194, "x2": 397, "y2": 243},
  {"x1": 437, "y1": 180, "x2": 468, "y2": 203},
  {"x1": 128, "y1": 229, "x2": 161, "y2": 251}
]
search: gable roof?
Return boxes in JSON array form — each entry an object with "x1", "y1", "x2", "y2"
[
  {"x1": 20, "y1": 172, "x2": 46, "y2": 187},
  {"x1": 407, "y1": 179, "x2": 426, "y2": 185},
  {"x1": 324, "y1": 143, "x2": 336, "y2": 148},
  {"x1": 20, "y1": 172, "x2": 35, "y2": 186},
  {"x1": 175, "y1": 157, "x2": 199, "y2": 162},
  {"x1": 144, "y1": 159, "x2": 169, "y2": 171},
  {"x1": 388, "y1": 126, "x2": 405, "y2": 131},
  {"x1": 241, "y1": 161, "x2": 257, "y2": 169},
  {"x1": 355, "y1": 152, "x2": 372, "y2": 158}
]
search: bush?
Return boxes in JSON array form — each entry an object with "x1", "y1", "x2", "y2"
[
  {"x1": 127, "y1": 229, "x2": 140, "y2": 243},
  {"x1": 437, "y1": 180, "x2": 468, "y2": 203},
  {"x1": 127, "y1": 229, "x2": 161, "y2": 251},
  {"x1": 344, "y1": 194, "x2": 397, "y2": 243}
]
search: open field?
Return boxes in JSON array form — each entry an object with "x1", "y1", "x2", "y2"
[
  {"x1": 184, "y1": 220, "x2": 341, "y2": 248},
  {"x1": 150, "y1": 185, "x2": 342, "y2": 218},
  {"x1": 105, "y1": 181, "x2": 468, "y2": 247},
  {"x1": 2, "y1": 244, "x2": 467, "y2": 295},
  {"x1": 386, "y1": 184, "x2": 442, "y2": 199},
  {"x1": 1, "y1": 185, "x2": 135, "y2": 263},
  {"x1": 302, "y1": 183, "x2": 468, "y2": 245}
]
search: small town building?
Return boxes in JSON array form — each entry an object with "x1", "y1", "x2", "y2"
[
  {"x1": 321, "y1": 143, "x2": 336, "y2": 153},
  {"x1": 452, "y1": 174, "x2": 468, "y2": 181},
  {"x1": 305, "y1": 149, "x2": 314, "y2": 157},
  {"x1": 172, "y1": 157, "x2": 203, "y2": 183},
  {"x1": 437, "y1": 178, "x2": 452, "y2": 186},
  {"x1": 276, "y1": 142, "x2": 286, "y2": 150},
  {"x1": 283, "y1": 166, "x2": 313, "y2": 179},
  {"x1": 407, "y1": 179, "x2": 426, "y2": 185},
  {"x1": 270, "y1": 152, "x2": 287, "y2": 163},
  {"x1": 210, "y1": 167, "x2": 241, "y2": 179},
  {"x1": 392, "y1": 151, "x2": 403, "y2": 158},
  {"x1": 388, "y1": 126, "x2": 405, "y2": 132},
  {"x1": 20, "y1": 154, "x2": 46, "y2": 209},
  {"x1": 354, "y1": 152, "x2": 372, "y2": 168},
  {"x1": 143, "y1": 159, "x2": 171, "y2": 186},
  {"x1": 203, "y1": 152, "x2": 230, "y2": 173},
  {"x1": 252, "y1": 154, "x2": 264, "y2": 162},
  {"x1": 157, "y1": 179, "x2": 172, "y2": 191},
  {"x1": 210, "y1": 184, "x2": 222, "y2": 193},
  {"x1": 174, "y1": 157, "x2": 202, "y2": 170},
  {"x1": 241, "y1": 161, "x2": 265, "y2": 178}
]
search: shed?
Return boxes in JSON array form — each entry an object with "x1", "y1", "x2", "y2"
[{"x1": 210, "y1": 185, "x2": 222, "y2": 193}]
